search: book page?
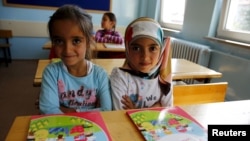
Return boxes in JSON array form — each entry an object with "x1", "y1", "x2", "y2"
[
  {"x1": 126, "y1": 106, "x2": 207, "y2": 141},
  {"x1": 27, "y1": 111, "x2": 112, "y2": 141},
  {"x1": 104, "y1": 43, "x2": 125, "y2": 48}
]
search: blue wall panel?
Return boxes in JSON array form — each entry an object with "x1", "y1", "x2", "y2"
[{"x1": 209, "y1": 51, "x2": 250, "y2": 101}]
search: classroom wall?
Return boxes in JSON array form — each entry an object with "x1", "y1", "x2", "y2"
[
  {"x1": 163, "y1": 0, "x2": 250, "y2": 100},
  {"x1": 1, "y1": 0, "x2": 249, "y2": 100},
  {"x1": 209, "y1": 50, "x2": 250, "y2": 101},
  {"x1": 0, "y1": 0, "x2": 141, "y2": 59}
]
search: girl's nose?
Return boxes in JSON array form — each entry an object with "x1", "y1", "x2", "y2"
[
  {"x1": 63, "y1": 42, "x2": 72, "y2": 53},
  {"x1": 141, "y1": 50, "x2": 149, "y2": 60}
]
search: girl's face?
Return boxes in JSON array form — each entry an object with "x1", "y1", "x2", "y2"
[
  {"x1": 51, "y1": 19, "x2": 87, "y2": 69},
  {"x1": 128, "y1": 38, "x2": 161, "y2": 73},
  {"x1": 101, "y1": 15, "x2": 115, "y2": 30}
]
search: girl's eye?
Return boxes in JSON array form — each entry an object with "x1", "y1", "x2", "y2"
[
  {"x1": 131, "y1": 46, "x2": 141, "y2": 52},
  {"x1": 149, "y1": 46, "x2": 159, "y2": 52},
  {"x1": 52, "y1": 39, "x2": 63, "y2": 46},
  {"x1": 72, "y1": 38, "x2": 81, "y2": 45}
]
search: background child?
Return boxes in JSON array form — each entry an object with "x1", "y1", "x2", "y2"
[
  {"x1": 95, "y1": 12, "x2": 123, "y2": 44},
  {"x1": 39, "y1": 4, "x2": 112, "y2": 114},
  {"x1": 110, "y1": 17, "x2": 173, "y2": 110}
]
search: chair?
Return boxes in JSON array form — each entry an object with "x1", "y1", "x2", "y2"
[
  {"x1": 0, "y1": 29, "x2": 12, "y2": 67},
  {"x1": 173, "y1": 82, "x2": 228, "y2": 106}
]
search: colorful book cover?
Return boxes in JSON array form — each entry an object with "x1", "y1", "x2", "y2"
[
  {"x1": 126, "y1": 106, "x2": 207, "y2": 141},
  {"x1": 27, "y1": 111, "x2": 112, "y2": 141}
]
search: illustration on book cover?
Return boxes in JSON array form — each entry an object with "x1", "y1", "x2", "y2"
[
  {"x1": 27, "y1": 111, "x2": 112, "y2": 141},
  {"x1": 127, "y1": 106, "x2": 207, "y2": 141}
]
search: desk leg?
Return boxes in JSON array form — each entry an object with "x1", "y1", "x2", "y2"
[
  {"x1": 7, "y1": 47, "x2": 12, "y2": 63},
  {"x1": 2, "y1": 48, "x2": 9, "y2": 67},
  {"x1": 194, "y1": 78, "x2": 210, "y2": 83}
]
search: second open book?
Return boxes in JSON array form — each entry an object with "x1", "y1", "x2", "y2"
[{"x1": 126, "y1": 106, "x2": 208, "y2": 141}]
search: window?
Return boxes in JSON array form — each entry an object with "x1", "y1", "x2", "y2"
[
  {"x1": 217, "y1": 0, "x2": 250, "y2": 43},
  {"x1": 159, "y1": 0, "x2": 186, "y2": 30}
]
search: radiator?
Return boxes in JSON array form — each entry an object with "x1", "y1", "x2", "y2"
[{"x1": 170, "y1": 37, "x2": 211, "y2": 84}]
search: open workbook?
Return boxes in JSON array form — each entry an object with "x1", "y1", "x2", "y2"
[
  {"x1": 27, "y1": 111, "x2": 112, "y2": 141},
  {"x1": 126, "y1": 106, "x2": 207, "y2": 141}
]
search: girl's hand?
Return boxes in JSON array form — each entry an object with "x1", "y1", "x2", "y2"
[
  {"x1": 121, "y1": 95, "x2": 162, "y2": 109},
  {"x1": 95, "y1": 98, "x2": 100, "y2": 108},
  {"x1": 121, "y1": 95, "x2": 136, "y2": 109},
  {"x1": 60, "y1": 106, "x2": 76, "y2": 113},
  {"x1": 151, "y1": 101, "x2": 161, "y2": 107}
]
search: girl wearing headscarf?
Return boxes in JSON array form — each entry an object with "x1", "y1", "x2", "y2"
[{"x1": 110, "y1": 17, "x2": 173, "y2": 110}]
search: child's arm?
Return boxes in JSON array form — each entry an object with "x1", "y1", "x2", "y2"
[
  {"x1": 60, "y1": 106, "x2": 76, "y2": 113},
  {"x1": 151, "y1": 102, "x2": 162, "y2": 107},
  {"x1": 107, "y1": 31, "x2": 123, "y2": 44},
  {"x1": 121, "y1": 95, "x2": 162, "y2": 109},
  {"x1": 160, "y1": 88, "x2": 174, "y2": 107},
  {"x1": 39, "y1": 66, "x2": 63, "y2": 114},
  {"x1": 121, "y1": 95, "x2": 135, "y2": 109},
  {"x1": 110, "y1": 68, "x2": 129, "y2": 110},
  {"x1": 95, "y1": 30, "x2": 107, "y2": 43},
  {"x1": 97, "y1": 68, "x2": 112, "y2": 111},
  {"x1": 95, "y1": 30, "x2": 123, "y2": 44}
]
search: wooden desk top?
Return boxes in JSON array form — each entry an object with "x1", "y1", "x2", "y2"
[
  {"x1": 33, "y1": 58, "x2": 222, "y2": 86},
  {"x1": 5, "y1": 100, "x2": 250, "y2": 141},
  {"x1": 43, "y1": 41, "x2": 125, "y2": 52},
  {"x1": 171, "y1": 59, "x2": 222, "y2": 80},
  {"x1": 92, "y1": 43, "x2": 125, "y2": 52},
  {"x1": 42, "y1": 41, "x2": 52, "y2": 50}
]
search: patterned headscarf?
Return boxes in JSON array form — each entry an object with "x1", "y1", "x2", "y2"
[
  {"x1": 122, "y1": 17, "x2": 172, "y2": 87},
  {"x1": 125, "y1": 18, "x2": 164, "y2": 51}
]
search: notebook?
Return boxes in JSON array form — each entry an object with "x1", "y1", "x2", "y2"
[
  {"x1": 27, "y1": 111, "x2": 112, "y2": 141},
  {"x1": 126, "y1": 106, "x2": 207, "y2": 141}
]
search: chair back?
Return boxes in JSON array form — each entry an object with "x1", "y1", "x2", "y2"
[
  {"x1": 173, "y1": 82, "x2": 228, "y2": 106},
  {"x1": 0, "y1": 29, "x2": 12, "y2": 45},
  {"x1": 0, "y1": 30, "x2": 12, "y2": 38}
]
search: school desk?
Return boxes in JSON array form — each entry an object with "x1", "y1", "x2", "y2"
[
  {"x1": 33, "y1": 58, "x2": 222, "y2": 87},
  {"x1": 5, "y1": 100, "x2": 250, "y2": 141}
]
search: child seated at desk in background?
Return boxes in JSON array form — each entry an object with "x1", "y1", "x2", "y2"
[
  {"x1": 39, "y1": 4, "x2": 112, "y2": 114},
  {"x1": 110, "y1": 17, "x2": 173, "y2": 110},
  {"x1": 95, "y1": 12, "x2": 123, "y2": 44},
  {"x1": 95, "y1": 12, "x2": 125, "y2": 58}
]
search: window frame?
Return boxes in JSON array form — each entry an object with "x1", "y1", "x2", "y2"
[
  {"x1": 217, "y1": 0, "x2": 250, "y2": 43},
  {"x1": 159, "y1": 0, "x2": 186, "y2": 31}
]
